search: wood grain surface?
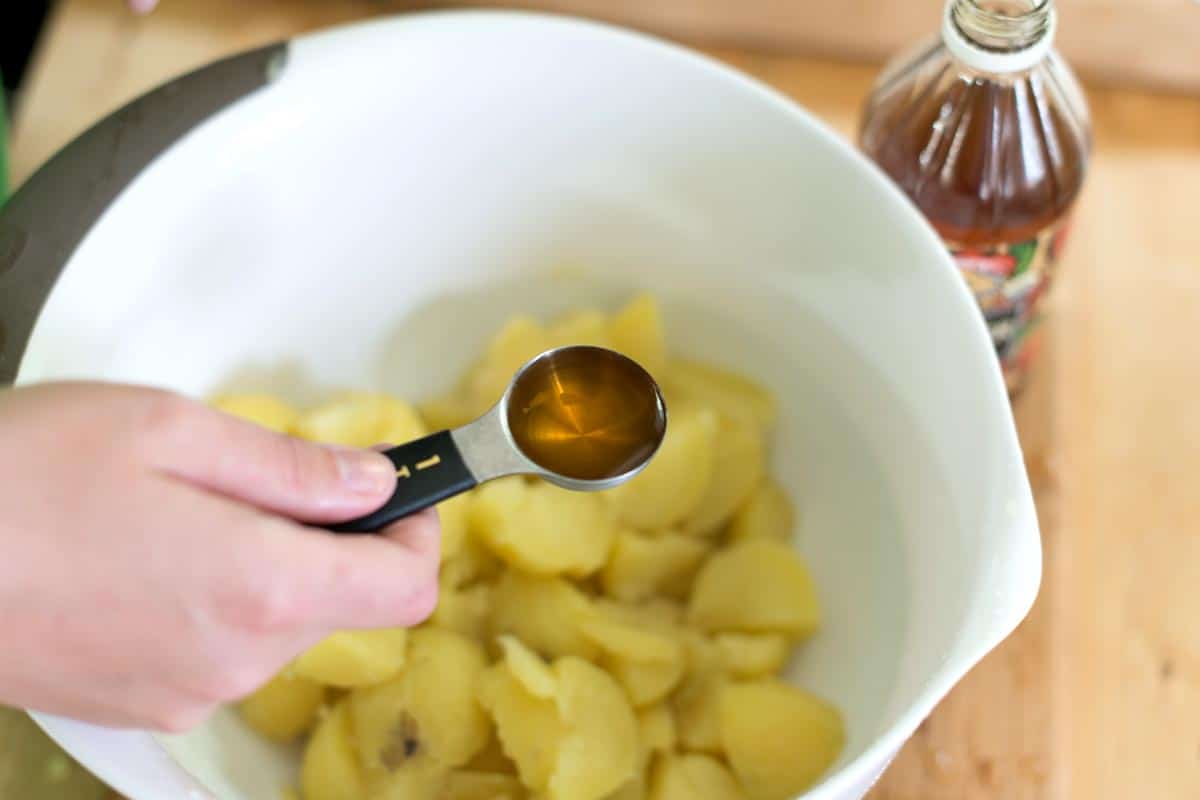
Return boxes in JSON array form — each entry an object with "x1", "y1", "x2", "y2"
[{"x1": 4, "y1": 1, "x2": 1200, "y2": 798}]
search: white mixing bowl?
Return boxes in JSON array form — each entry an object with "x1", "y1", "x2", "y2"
[{"x1": 4, "y1": 11, "x2": 1040, "y2": 800}]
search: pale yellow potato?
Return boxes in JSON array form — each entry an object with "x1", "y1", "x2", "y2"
[
  {"x1": 466, "y1": 734, "x2": 520, "y2": 775},
  {"x1": 419, "y1": 391, "x2": 479, "y2": 432},
  {"x1": 468, "y1": 316, "x2": 551, "y2": 406},
  {"x1": 637, "y1": 599, "x2": 685, "y2": 627},
  {"x1": 471, "y1": 478, "x2": 615, "y2": 578},
  {"x1": 238, "y1": 672, "x2": 325, "y2": 743},
  {"x1": 600, "y1": 529, "x2": 709, "y2": 603},
  {"x1": 728, "y1": 480, "x2": 795, "y2": 543},
  {"x1": 490, "y1": 571, "x2": 598, "y2": 660},
  {"x1": 605, "y1": 405, "x2": 718, "y2": 530},
  {"x1": 280, "y1": 788, "x2": 301, "y2": 800},
  {"x1": 349, "y1": 629, "x2": 489, "y2": 779},
  {"x1": 431, "y1": 578, "x2": 492, "y2": 641},
  {"x1": 300, "y1": 702, "x2": 364, "y2": 800},
  {"x1": 477, "y1": 665, "x2": 566, "y2": 792},
  {"x1": 548, "y1": 309, "x2": 613, "y2": 350},
  {"x1": 367, "y1": 764, "x2": 449, "y2": 800},
  {"x1": 578, "y1": 604, "x2": 682, "y2": 665},
  {"x1": 609, "y1": 294, "x2": 667, "y2": 376},
  {"x1": 719, "y1": 680, "x2": 845, "y2": 799},
  {"x1": 443, "y1": 770, "x2": 527, "y2": 800},
  {"x1": 497, "y1": 636, "x2": 558, "y2": 700},
  {"x1": 442, "y1": 537, "x2": 502, "y2": 589},
  {"x1": 605, "y1": 655, "x2": 685, "y2": 709},
  {"x1": 713, "y1": 633, "x2": 792, "y2": 679},
  {"x1": 670, "y1": 633, "x2": 726, "y2": 754},
  {"x1": 439, "y1": 493, "x2": 473, "y2": 562},
  {"x1": 636, "y1": 705, "x2": 676, "y2": 755},
  {"x1": 663, "y1": 359, "x2": 776, "y2": 432},
  {"x1": 549, "y1": 657, "x2": 640, "y2": 800},
  {"x1": 294, "y1": 392, "x2": 426, "y2": 448},
  {"x1": 647, "y1": 754, "x2": 747, "y2": 800},
  {"x1": 688, "y1": 539, "x2": 820, "y2": 638},
  {"x1": 604, "y1": 775, "x2": 646, "y2": 800},
  {"x1": 682, "y1": 417, "x2": 765, "y2": 537},
  {"x1": 293, "y1": 628, "x2": 408, "y2": 688},
  {"x1": 211, "y1": 393, "x2": 300, "y2": 433}
]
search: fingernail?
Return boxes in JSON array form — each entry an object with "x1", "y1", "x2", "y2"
[{"x1": 335, "y1": 449, "x2": 395, "y2": 495}]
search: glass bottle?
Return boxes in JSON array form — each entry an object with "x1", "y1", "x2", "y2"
[{"x1": 859, "y1": 0, "x2": 1091, "y2": 396}]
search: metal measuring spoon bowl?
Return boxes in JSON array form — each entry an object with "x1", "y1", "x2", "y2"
[{"x1": 330, "y1": 346, "x2": 667, "y2": 533}]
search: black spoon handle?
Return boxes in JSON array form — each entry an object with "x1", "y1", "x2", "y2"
[{"x1": 329, "y1": 430, "x2": 478, "y2": 534}]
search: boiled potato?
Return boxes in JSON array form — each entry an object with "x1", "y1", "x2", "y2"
[
  {"x1": 688, "y1": 539, "x2": 820, "y2": 638},
  {"x1": 468, "y1": 317, "x2": 551, "y2": 406},
  {"x1": 238, "y1": 672, "x2": 325, "y2": 743},
  {"x1": 490, "y1": 571, "x2": 598, "y2": 660},
  {"x1": 600, "y1": 529, "x2": 709, "y2": 603},
  {"x1": 636, "y1": 705, "x2": 676, "y2": 755},
  {"x1": 550, "y1": 657, "x2": 640, "y2": 800},
  {"x1": 293, "y1": 628, "x2": 408, "y2": 688},
  {"x1": 294, "y1": 392, "x2": 426, "y2": 447},
  {"x1": 301, "y1": 701, "x2": 364, "y2": 800},
  {"x1": 548, "y1": 309, "x2": 613, "y2": 350},
  {"x1": 719, "y1": 680, "x2": 845, "y2": 799},
  {"x1": 605, "y1": 406, "x2": 718, "y2": 529},
  {"x1": 477, "y1": 665, "x2": 566, "y2": 792},
  {"x1": 647, "y1": 754, "x2": 747, "y2": 800},
  {"x1": 604, "y1": 775, "x2": 647, "y2": 800},
  {"x1": 443, "y1": 770, "x2": 527, "y2": 800},
  {"x1": 211, "y1": 393, "x2": 300, "y2": 433},
  {"x1": 368, "y1": 764, "x2": 448, "y2": 800},
  {"x1": 728, "y1": 481, "x2": 795, "y2": 543},
  {"x1": 663, "y1": 360, "x2": 776, "y2": 432},
  {"x1": 471, "y1": 478, "x2": 615, "y2": 577},
  {"x1": 682, "y1": 417, "x2": 765, "y2": 537},
  {"x1": 670, "y1": 633, "x2": 726, "y2": 754},
  {"x1": 609, "y1": 294, "x2": 667, "y2": 376},
  {"x1": 442, "y1": 537, "x2": 502, "y2": 589},
  {"x1": 419, "y1": 392, "x2": 479, "y2": 431},
  {"x1": 497, "y1": 636, "x2": 558, "y2": 699},
  {"x1": 713, "y1": 633, "x2": 791, "y2": 679},
  {"x1": 466, "y1": 734, "x2": 520, "y2": 775},
  {"x1": 431, "y1": 578, "x2": 492, "y2": 641},
  {"x1": 579, "y1": 603, "x2": 685, "y2": 708},
  {"x1": 350, "y1": 629, "x2": 489, "y2": 781},
  {"x1": 439, "y1": 493, "x2": 473, "y2": 562}
]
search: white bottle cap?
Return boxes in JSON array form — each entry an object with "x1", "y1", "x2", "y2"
[{"x1": 942, "y1": 0, "x2": 1057, "y2": 73}]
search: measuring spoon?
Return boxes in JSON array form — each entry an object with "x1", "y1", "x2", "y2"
[{"x1": 330, "y1": 345, "x2": 667, "y2": 533}]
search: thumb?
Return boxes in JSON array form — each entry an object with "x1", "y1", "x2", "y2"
[{"x1": 148, "y1": 397, "x2": 397, "y2": 524}]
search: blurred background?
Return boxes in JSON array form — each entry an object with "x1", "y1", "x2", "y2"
[{"x1": 2, "y1": 1, "x2": 1198, "y2": 799}]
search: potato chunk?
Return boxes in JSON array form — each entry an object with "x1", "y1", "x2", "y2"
[
  {"x1": 211, "y1": 393, "x2": 300, "y2": 433},
  {"x1": 238, "y1": 672, "x2": 324, "y2": 743},
  {"x1": 609, "y1": 294, "x2": 667, "y2": 376},
  {"x1": 647, "y1": 754, "x2": 747, "y2": 800},
  {"x1": 294, "y1": 392, "x2": 426, "y2": 447},
  {"x1": 719, "y1": 680, "x2": 845, "y2": 799},
  {"x1": 728, "y1": 481, "x2": 795, "y2": 543},
  {"x1": 688, "y1": 539, "x2": 819, "y2": 638},
  {"x1": 663, "y1": 360, "x2": 776, "y2": 432},
  {"x1": 682, "y1": 417, "x2": 765, "y2": 537},
  {"x1": 713, "y1": 633, "x2": 791, "y2": 679},
  {"x1": 550, "y1": 658, "x2": 640, "y2": 800},
  {"x1": 300, "y1": 702, "x2": 363, "y2": 800},
  {"x1": 293, "y1": 629, "x2": 408, "y2": 688},
  {"x1": 490, "y1": 571, "x2": 598, "y2": 660},
  {"x1": 600, "y1": 529, "x2": 709, "y2": 603}
]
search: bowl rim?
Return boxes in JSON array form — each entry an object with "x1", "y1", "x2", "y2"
[{"x1": 23, "y1": 8, "x2": 1041, "y2": 800}]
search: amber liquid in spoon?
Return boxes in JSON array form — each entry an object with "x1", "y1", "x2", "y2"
[{"x1": 506, "y1": 347, "x2": 665, "y2": 482}]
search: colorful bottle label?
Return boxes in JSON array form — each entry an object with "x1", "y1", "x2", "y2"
[{"x1": 949, "y1": 218, "x2": 1070, "y2": 394}]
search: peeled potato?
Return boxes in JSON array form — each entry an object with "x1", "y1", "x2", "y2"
[
  {"x1": 688, "y1": 539, "x2": 820, "y2": 638},
  {"x1": 671, "y1": 633, "x2": 726, "y2": 754},
  {"x1": 663, "y1": 360, "x2": 776, "y2": 432},
  {"x1": 301, "y1": 702, "x2": 364, "y2": 800},
  {"x1": 431, "y1": 578, "x2": 492, "y2": 641},
  {"x1": 419, "y1": 392, "x2": 479, "y2": 431},
  {"x1": 647, "y1": 754, "x2": 747, "y2": 800},
  {"x1": 728, "y1": 481, "x2": 795, "y2": 543},
  {"x1": 490, "y1": 571, "x2": 598, "y2": 660},
  {"x1": 477, "y1": 665, "x2": 566, "y2": 792},
  {"x1": 636, "y1": 705, "x2": 676, "y2": 755},
  {"x1": 469, "y1": 316, "x2": 551, "y2": 405},
  {"x1": 600, "y1": 529, "x2": 710, "y2": 603},
  {"x1": 713, "y1": 633, "x2": 791, "y2": 679},
  {"x1": 579, "y1": 603, "x2": 685, "y2": 708},
  {"x1": 443, "y1": 770, "x2": 527, "y2": 800},
  {"x1": 439, "y1": 493, "x2": 473, "y2": 562},
  {"x1": 497, "y1": 636, "x2": 559, "y2": 700},
  {"x1": 466, "y1": 734, "x2": 519, "y2": 775},
  {"x1": 719, "y1": 680, "x2": 845, "y2": 799},
  {"x1": 605, "y1": 775, "x2": 647, "y2": 800},
  {"x1": 605, "y1": 405, "x2": 718, "y2": 529},
  {"x1": 471, "y1": 478, "x2": 615, "y2": 577},
  {"x1": 682, "y1": 417, "x2": 765, "y2": 537},
  {"x1": 238, "y1": 672, "x2": 325, "y2": 743},
  {"x1": 211, "y1": 393, "x2": 300, "y2": 433},
  {"x1": 609, "y1": 294, "x2": 667, "y2": 376},
  {"x1": 442, "y1": 537, "x2": 502, "y2": 589},
  {"x1": 548, "y1": 309, "x2": 613, "y2": 350},
  {"x1": 550, "y1": 657, "x2": 640, "y2": 800},
  {"x1": 293, "y1": 628, "x2": 408, "y2": 688},
  {"x1": 294, "y1": 392, "x2": 426, "y2": 448}
]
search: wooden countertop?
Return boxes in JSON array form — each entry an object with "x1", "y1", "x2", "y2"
[{"x1": 6, "y1": 1, "x2": 1200, "y2": 798}]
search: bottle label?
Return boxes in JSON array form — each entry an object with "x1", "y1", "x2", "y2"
[{"x1": 948, "y1": 218, "x2": 1070, "y2": 393}]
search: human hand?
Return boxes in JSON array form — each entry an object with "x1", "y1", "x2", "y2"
[{"x1": 0, "y1": 382, "x2": 438, "y2": 732}]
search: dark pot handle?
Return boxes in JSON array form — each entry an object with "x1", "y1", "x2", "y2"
[{"x1": 0, "y1": 42, "x2": 290, "y2": 385}]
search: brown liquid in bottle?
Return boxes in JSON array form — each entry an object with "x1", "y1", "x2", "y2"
[{"x1": 506, "y1": 347, "x2": 666, "y2": 482}]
